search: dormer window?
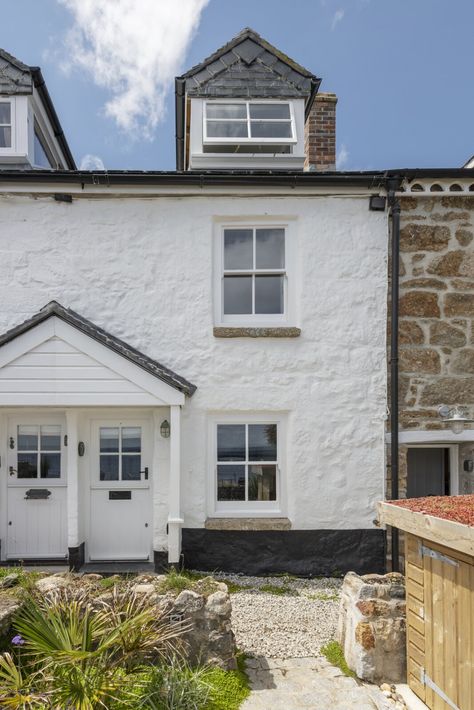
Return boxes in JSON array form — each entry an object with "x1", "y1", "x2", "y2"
[
  {"x1": 203, "y1": 101, "x2": 296, "y2": 147},
  {"x1": 0, "y1": 101, "x2": 12, "y2": 148}
]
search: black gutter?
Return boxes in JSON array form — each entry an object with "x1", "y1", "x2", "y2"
[
  {"x1": 387, "y1": 175, "x2": 403, "y2": 573},
  {"x1": 30, "y1": 67, "x2": 77, "y2": 170},
  {"x1": 0, "y1": 169, "x2": 386, "y2": 188},
  {"x1": 386, "y1": 168, "x2": 474, "y2": 179}
]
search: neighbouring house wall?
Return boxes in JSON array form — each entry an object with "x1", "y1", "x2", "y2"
[
  {"x1": 0, "y1": 190, "x2": 388, "y2": 570},
  {"x1": 386, "y1": 194, "x2": 474, "y2": 501}
]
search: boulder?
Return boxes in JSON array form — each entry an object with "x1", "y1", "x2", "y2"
[{"x1": 35, "y1": 575, "x2": 73, "y2": 594}]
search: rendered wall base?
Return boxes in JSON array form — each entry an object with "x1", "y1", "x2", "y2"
[{"x1": 182, "y1": 529, "x2": 386, "y2": 576}]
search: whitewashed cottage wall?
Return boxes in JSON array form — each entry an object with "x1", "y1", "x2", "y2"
[{"x1": 0, "y1": 190, "x2": 388, "y2": 550}]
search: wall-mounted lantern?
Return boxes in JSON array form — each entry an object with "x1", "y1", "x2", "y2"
[
  {"x1": 78, "y1": 442, "x2": 85, "y2": 456},
  {"x1": 438, "y1": 405, "x2": 474, "y2": 434},
  {"x1": 160, "y1": 420, "x2": 170, "y2": 438}
]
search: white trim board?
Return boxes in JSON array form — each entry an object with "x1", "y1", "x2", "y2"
[
  {"x1": 0, "y1": 317, "x2": 184, "y2": 407},
  {"x1": 386, "y1": 429, "x2": 474, "y2": 444}
]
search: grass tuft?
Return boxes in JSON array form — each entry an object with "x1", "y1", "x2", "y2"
[
  {"x1": 320, "y1": 640, "x2": 356, "y2": 678},
  {"x1": 203, "y1": 652, "x2": 251, "y2": 710},
  {"x1": 259, "y1": 584, "x2": 296, "y2": 596}
]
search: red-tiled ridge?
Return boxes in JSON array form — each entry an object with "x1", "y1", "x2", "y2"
[{"x1": 390, "y1": 494, "x2": 474, "y2": 527}]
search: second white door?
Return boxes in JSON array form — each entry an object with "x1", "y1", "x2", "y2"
[{"x1": 89, "y1": 420, "x2": 152, "y2": 561}]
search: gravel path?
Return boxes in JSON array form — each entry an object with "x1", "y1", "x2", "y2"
[{"x1": 211, "y1": 573, "x2": 342, "y2": 658}]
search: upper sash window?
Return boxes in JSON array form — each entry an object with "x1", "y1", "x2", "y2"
[{"x1": 0, "y1": 101, "x2": 12, "y2": 148}]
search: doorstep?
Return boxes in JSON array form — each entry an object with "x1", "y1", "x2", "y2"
[{"x1": 80, "y1": 562, "x2": 156, "y2": 575}]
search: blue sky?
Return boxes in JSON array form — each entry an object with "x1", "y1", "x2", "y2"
[{"x1": 2, "y1": 0, "x2": 473, "y2": 171}]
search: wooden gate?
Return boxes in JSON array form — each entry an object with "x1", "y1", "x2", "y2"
[{"x1": 406, "y1": 533, "x2": 474, "y2": 710}]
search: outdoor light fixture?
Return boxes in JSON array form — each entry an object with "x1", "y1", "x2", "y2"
[
  {"x1": 160, "y1": 420, "x2": 170, "y2": 438},
  {"x1": 438, "y1": 405, "x2": 474, "y2": 434},
  {"x1": 369, "y1": 195, "x2": 387, "y2": 212}
]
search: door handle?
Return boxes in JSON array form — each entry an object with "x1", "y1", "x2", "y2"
[
  {"x1": 140, "y1": 467, "x2": 149, "y2": 480},
  {"x1": 9, "y1": 466, "x2": 17, "y2": 476}
]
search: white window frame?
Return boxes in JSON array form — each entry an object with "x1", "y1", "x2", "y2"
[
  {"x1": 207, "y1": 413, "x2": 287, "y2": 517},
  {"x1": 203, "y1": 99, "x2": 297, "y2": 145},
  {"x1": 0, "y1": 97, "x2": 15, "y2": 154},
  {"x1": 214, "y1": 220, "x2": 296, "y2": 327}
]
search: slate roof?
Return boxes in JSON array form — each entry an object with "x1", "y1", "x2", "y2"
[
  {"x1": 0, "y1": 301, "x2": 196, "y2": 396},
  {"x1": 0, "y1": 48, "x2": 33, "y2": 95},
  {"x1": 180, "y1": 27, "x2": 320, "y2": 101}
]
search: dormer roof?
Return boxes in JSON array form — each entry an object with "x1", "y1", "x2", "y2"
[
  {"x1": 0, "y1": 47, "x2": 76, "y2": 170},
  {"x1": 180, "y1": 28, "x2": 320, "y2": 104}
]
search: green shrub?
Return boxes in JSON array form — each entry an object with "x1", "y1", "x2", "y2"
[
  {"x1": 202, "y1": 654, "x2": 250, "y2": 710},
  {"x1": 320, "y1": 640, "x2": 356, "y2": 678}
]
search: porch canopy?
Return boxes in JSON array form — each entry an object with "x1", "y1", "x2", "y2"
[{"x1": 0, "y1": 301, "x2": 196, "y2": 565}]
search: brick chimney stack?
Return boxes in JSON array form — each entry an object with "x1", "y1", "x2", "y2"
[{"x1": 304, "y1": 93, "x2": 337, "y2": 171}]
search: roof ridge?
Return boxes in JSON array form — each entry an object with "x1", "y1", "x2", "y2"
[{"x1": 0, "y1": 47, "x2": 31, "y2": 74}]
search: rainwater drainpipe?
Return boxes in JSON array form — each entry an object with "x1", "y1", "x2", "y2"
[{"x1": 387, "y1": 176, "x2": 402, "y2": 572}]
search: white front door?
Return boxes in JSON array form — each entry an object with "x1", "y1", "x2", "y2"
[
  {"x1": 7, "y1": 417, "x2": 68, "y2": 559},
  {"x1": 89, "y1": 420, "x2": 152, "y2": 561}
]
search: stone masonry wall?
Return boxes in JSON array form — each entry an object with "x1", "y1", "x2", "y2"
[{"x1": 387, "y1": 194, "x2": 474, "y2": 500}]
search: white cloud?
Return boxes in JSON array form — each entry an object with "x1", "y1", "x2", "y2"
[
  {"x1": 58, "y1": 0, "x2": 209, "y2": 139},
  {"x1": 331, "y1": 8, "x2": 345, "y2": 30},
  {"x1": 80, "y1": 154, "x2": 106, "y2": 170},
  {"x1": 336, "y1": 143, "x2": 349, "y2": 170}
]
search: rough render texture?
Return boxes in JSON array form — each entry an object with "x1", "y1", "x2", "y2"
[
  {"x1": 338, "y1": 571, "x2": 406, "y2": 683},
  {"x1": 0, "y1": 193, "x2": 388, "y2": 546},
  {"x1": 387, "y1": 194, "x2": 474, "y2": 503}
]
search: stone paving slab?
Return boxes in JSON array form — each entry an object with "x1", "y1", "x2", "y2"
[{"x1": 241, "y1": 657, "x2": 397, "y2": 710}]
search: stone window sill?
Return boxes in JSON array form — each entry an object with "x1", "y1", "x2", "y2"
[
  {"x1": 205, "y1": 517, "x2": 292, "y2": 531},
  {"x1": 213, "y1": 327, "x2": 301, "y2": 338}
]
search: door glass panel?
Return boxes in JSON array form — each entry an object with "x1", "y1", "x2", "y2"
[
  {"x1": 217, "y1": 464, "x2": 245, "y2": 500},
  {"x1": 100, "y1": 428, "x2": 119, "y2": 453},
  {"x1": 100, "y1": 455, "x2": 119, "y2": 481},
  {"x1": 18, "y1": 425, "x2": 38, "y2": 451},
  {"x1": 217, "y1": 425, "x2": 246, "y2": 461},
  {"x1": 248, "y1": 464, "x2": 277, "y2": 500},
  {"x1": 41, "y1": 453, "x2": 61, "y2": 478},
  {"x1": 249, "y1": 424, "x2": 277, "y2": 460},
  {"x1": 122, "y1": 455, "x2": 141, "y2": 481},
  {"x1": 18, "y1": 453, "x2": 38, "y2": 478},
  {"x1": 122, "y1": 427, "x2": 141, "y2": 453},
  {"x1": 40, "y1": 425, "x2": 61, "y2": 451}
]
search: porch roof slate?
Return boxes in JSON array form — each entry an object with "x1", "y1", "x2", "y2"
[{"x1": 0, "y1": 301, "x2": 196, "y2": 397}]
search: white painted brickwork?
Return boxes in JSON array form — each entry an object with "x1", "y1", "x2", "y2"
[{"x1": 0, "y1": 192, "x2": 388, "y2": 531}]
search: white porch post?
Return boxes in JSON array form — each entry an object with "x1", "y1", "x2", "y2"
[
  {"x1": 65, "y1": 410, "x2": 79, "y2": 551},
  {"x1": 168, "y1": 404, "x2": 183, "y2": 564}
]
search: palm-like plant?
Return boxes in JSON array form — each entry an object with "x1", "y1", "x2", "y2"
[{"x1": 0, "y1": 587, "x2": 188, "y2": 710}]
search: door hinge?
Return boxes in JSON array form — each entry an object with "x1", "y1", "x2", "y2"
[
  {"x1": 420, "y1": 669, "x2": 460, "y2": 710},
  {"x1": 419, "y1": 543, "x2": 459, "y2": 567},
  {"x1": 9, "y1": 436, "x2": 14, "y2": 449}
]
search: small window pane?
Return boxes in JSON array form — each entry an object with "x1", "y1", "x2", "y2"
[
  {"x1": 18, "y1": 453, "x2": 38, "y2": 478},
  {"x1": 122, "y1": 427, "x2": 141, "y2": 453},
  {"x1": 207, "y1": 104, "x2": 246, "y2": 119},
  {"x1": 249, "y1": 424, "x2": 277, "y2": 461},
  {"x1": 100, "y1": 428, "x2": 119, "y2": 453},
  {"x1": 223, "y1": 276, "x2": 252, "y2": 314},
  {"x1": 122, "y1": 455, "x2": 141, "y2": 481},
  {"x1": 41, "y1": 426, "x2": 61, "y2": 451},
  {"x1": 207, "y1": 121, "x2": 248, "y2": 138},
  {"x1": 256, "y1": 228, "x2": 285, "y2": 269},
  {"x1": 100, "y1": 455, "x2": 119, "y2": 481},
  {"x1": 224, "y1": 229, "x2": 253, "y2": 270},
  {"x1": 0, "y1": 103, "x2": 11, "y2": 123},
  {"x1": 255, "y1": 275, "x2": 284, "y2": 314},
  {"x1": 18, "y1": 426, "x2": 38, "y2": 451},
  {"x1": 217, "y1": 424, "x2": 246, "y2": 461},
  {"x1": 34, "y1": 132, "x2": 52, "y2": 168},
  {"x1": 41, "y1": 453, "x2": 61, "y2": 478},
  {"x1": 217, "y1": 465, "x2": 245, "y2": 501},
  {"x1": 0, "y1": 126, "x2": 11, "y2": 148},
  {"x1": 248, "y1": 464, "x2": 277, "y2": 501},
  {"x1": 249, "y1": 104, "x2": 290, "y2": 119},
  {"x1": 250, "y1": 122, "x2": 292, "y2": 138}
]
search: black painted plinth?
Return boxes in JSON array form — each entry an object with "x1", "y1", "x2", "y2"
[
  {"x1": 68, "y1": 542, "x2": 85, "y2": 572},
  {"x1": 181, "y1": 528, "x2": 386, "y2": 576}
]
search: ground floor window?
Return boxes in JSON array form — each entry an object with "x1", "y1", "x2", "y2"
[{"x1": 211, "y1": 416, "x2": 284, "y2": 514}]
